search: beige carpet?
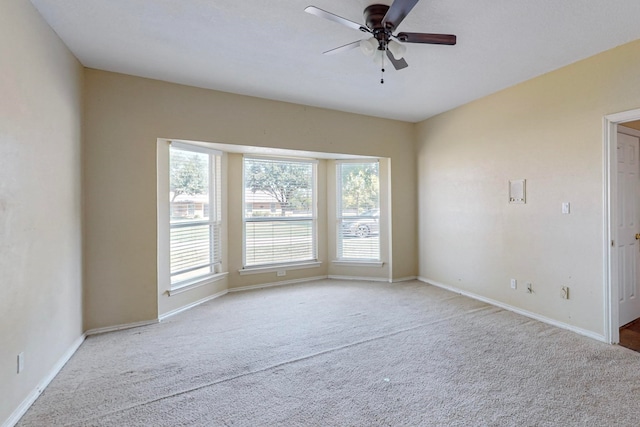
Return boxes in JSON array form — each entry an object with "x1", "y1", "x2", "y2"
[{"x1": 17, "y1": 280, "x2": 640, "y2": 426}]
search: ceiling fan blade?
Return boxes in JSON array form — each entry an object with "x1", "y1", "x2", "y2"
[
  {"x1": 323, "y1": 40, "x2": 362, "y2": 55},
  {"x1": 396, "y1": 32, "x2": 457, "y2": 45},
  {"x1": 382, "y1": 0, "x2": 420, "y2": 29},
  {"x1": 386, "y1": 50, "x2": 408, "y2": 70},
  {"x1": 305, "y1": 6, "x2": 369, "y2": 33}
]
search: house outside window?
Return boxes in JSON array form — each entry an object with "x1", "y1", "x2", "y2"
[{"x1": 243, "y1": 156, "x2": 317, "y2": 267}]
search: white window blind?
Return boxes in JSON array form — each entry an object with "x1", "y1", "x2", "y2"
[
  {"x1": 337, "y1": 161, "x2": 380, "y2": 260},
  {"x1": 243, "y1": 156, "x2": 316, "y2": 267},
  {"x1": 169, "y1": 143, "x2": 222, "y2": 285}
]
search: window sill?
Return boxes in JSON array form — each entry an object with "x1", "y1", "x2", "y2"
[
  {"x1": 332, "y1": 260, "x2": 384, "y2": 268},
  {"x1": 168, "y1": 272, "x2": 229, "y2": 296},
  {"x1": 239, "y1": 261, "x2": 322, "y2": 276}
]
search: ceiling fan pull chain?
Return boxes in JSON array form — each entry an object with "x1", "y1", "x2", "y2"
[{"x1": 380, "y1": 49, "x2": 385, "y2": 84}]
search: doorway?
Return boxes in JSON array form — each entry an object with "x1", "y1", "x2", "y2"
[{"x1": 605, "y1": 109, "x2": 640, "y2": 344}]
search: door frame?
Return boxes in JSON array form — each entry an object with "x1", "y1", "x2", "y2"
[{"x1": 604, "y1": 108, "x2": 640, "y2": 344}]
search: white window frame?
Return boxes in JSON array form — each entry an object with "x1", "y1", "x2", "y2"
[
  {"x1": 242, "y1": 155, "x2": 318, "y2": 269},
  {"x1": 169, "y1": 141, "x2": 223, "y2": 288},
  {"x1": 336, "y1": 159, "x2": 381, "y2": 261}
]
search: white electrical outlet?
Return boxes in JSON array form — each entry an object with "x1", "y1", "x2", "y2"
[
  {"x1": 277, "y1": 270, "x2": 286, "y2": 277},
  {"x1": 510, "y1": 279, "x2": 517, "y2": 289},
  {"x1": 17, "y1": 352, "x2": 24, "y2": 374}
]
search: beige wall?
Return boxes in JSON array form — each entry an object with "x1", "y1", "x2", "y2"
[
  {"x1": 416, "y1": 39, "x2": 640, "y2": 336},
  {"x1": 0, "y1": 0, "x2": 84, "y2": 424},
  {"x1": 83, "y1": 70, "x2": 417, "y2": 329}
]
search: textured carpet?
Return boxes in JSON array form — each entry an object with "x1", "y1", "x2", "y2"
[{"x1": 17, "y1": 280, "x2": 640, "y2": 426}]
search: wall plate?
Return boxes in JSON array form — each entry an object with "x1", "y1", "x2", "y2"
[{"x1": 509, "y1": 179, "x2": 526, "y2": 204}]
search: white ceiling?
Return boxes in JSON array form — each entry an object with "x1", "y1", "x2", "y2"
[{"x1": 30, "y1": 0, "x2": 640, "y2": 123}]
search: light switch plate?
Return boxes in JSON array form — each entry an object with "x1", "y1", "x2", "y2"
[
  {"x1": 562, "y1": 202, "x2": 570, "y2": 214},
  {"x1": 509, "y1": 179, "x2": 526, "y2": 204}
]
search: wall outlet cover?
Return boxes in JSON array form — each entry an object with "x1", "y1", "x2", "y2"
[{"x1": 17, "y1": 352, "x2": 24, "y2": 373}]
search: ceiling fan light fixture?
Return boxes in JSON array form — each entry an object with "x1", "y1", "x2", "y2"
[
  {"x1": 359, "y1": 37, "x2": 378, "y2": 56},
  {"x1": 372, "y1": 48, "x2": 386, "y2": 64},
  {"x1": 388, "y1": 40, "x2": 406, "y2": 59}
]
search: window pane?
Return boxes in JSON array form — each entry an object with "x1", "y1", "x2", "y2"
[
  {"x1": 338, "y1": 218, "x2": 380, "y2": 259},
  {"x1": 245, "y1": 220, "x2": 315, "y2": 266},
  {"x1": 170, "y1": 224, "x2": 211, "y2": 275},
  {"x1": 337, "y1": 162, "x2": 380, "y2": 260},
  {"x1": 339, "y1": 162, "x2": 379, "y2": 216},
  {"x1": 244, "y1": 158, "x2": 313, "y2": 219},
  {"x1": 170, "y1": 149, "x2": 210, "y2": 222}
]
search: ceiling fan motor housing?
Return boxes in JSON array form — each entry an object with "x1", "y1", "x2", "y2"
[
  {"x1": 364, "y1": 4, "x2": 390, "y2": 30},
  {"x1": 364, "y1": 4, "x2": 393, "y2": 49}
]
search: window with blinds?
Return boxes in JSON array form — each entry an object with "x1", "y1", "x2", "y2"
[
  {"x1": 243, "y1": 156, "x2": 317, "y2": 267},
  {"x1": 337, "y1": 161, "x2": 380, "y2": 260},
  {"x1": 169, "y1": 143, "x2": 222, "y2": 285}
]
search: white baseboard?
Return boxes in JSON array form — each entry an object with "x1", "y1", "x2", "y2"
[
  {"x1": 84, "y1": 319, "x2": 159, "y2": 336},
  {"x1": 229, "y1": 275, "x2": 329, "y2": 293},
  {"x1": 327, "y1": 275, "x2": 390, "y2": 282},
  {"x1": 159, "y1": 290, "x2": 228, "y2": 321},
  {"x1": 392, "y1": 276, "x2": 418, "y2": 283},
  {"x1": 2, "y1": 334, "x2": 86, "y2": 427},
  {"x1": 418, "y1": 277, "x2": 606, "y2": 343}
]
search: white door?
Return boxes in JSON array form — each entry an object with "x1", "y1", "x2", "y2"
[{"x1": 617, "y1": 131, "x2": 640, "y2": 327}]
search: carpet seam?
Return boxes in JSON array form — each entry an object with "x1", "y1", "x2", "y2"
[{"x1": 65, "y1": 304, "x2": 497, "y2": 425}]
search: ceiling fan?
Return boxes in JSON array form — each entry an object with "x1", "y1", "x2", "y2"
[{"x1": 305, "y1": 0, "x2": 456, "y2": 83}]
